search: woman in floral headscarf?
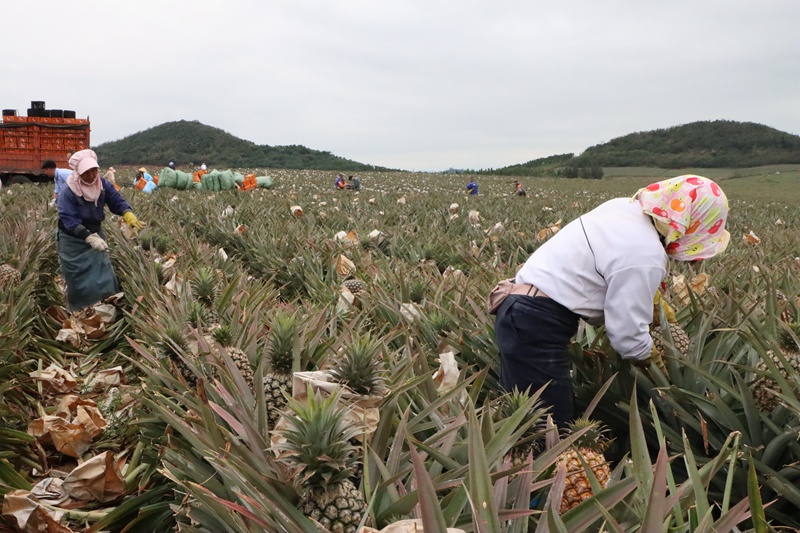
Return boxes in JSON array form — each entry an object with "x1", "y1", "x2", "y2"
[
  {"x1": 56, "y1": 149, "x2": 146, "y2": 312},
  {"x1": 492, "y1": 175, "x2": 729, "y2": 428}
]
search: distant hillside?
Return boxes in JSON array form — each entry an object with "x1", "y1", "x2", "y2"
[
  {"x1": 93, "y1": 120, "x2": 388, "y2": 171},
  {"x1": 482, "y1": 120, "x2": 800, "y2": 176}
]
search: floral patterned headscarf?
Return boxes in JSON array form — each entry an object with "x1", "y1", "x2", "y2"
[{"x1": 635, "y1": 175, "x2": 730, "y2": 261}]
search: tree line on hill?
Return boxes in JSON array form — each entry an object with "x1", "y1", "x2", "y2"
[
  {"x1": 476, "y1": 120, "x2": 800, "y2": 177},
  {"x1": 93, "y1": 120, "x2": 388, "y2": 171}
]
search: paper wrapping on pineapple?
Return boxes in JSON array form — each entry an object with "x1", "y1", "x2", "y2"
[
  {"x1": 468, "y1": 210, "x2": 480, "y2": 224},
  {"x1": 536, "y1": 219, "x2": 562, "y2": 241},
  {"x1": 290, "y1": 205, "x2": 304, "y2": 217},
  {"x1": 28, "y1": 415, "x2": 94, "y2": 458},
  {"x1": 62, "y1": 451, "x2": 125, "y2": 503},
  {"x1": 448, "y1": 203, "x2": 459, "y2": 214},
  {"x1": 29, "y1": 364, "x2": 77, "y2": 393},
  {"x1": 87, "y1": 366, "x2": 124, "y2": 391},
  {"x1": 359, "y1": 519, "x2": 466, "y2": 533},
  {"x1": 432, "y1": 351, "x2": 460, "y2": 394},
  {"x1": 400, "y1": 302, "x2": 423, "y2": 322},
  {"x1": 672, "y1": 273, "x2": 709, "y2": 305},
  {"x1": 289, "y1": 371, "x2": 383, "y2": 444},
  {"x1": 1, "y1": 490, "x2": 74, "y2": 533},
  {"x1": 31, "y1": 478, "x2": 70, "y2": 507},
  {"x1": 336, "y1": 287, "x2": 356, "y2": 317},
  {"x1": 335, "y1": 254, "x2": 356, "y2": 277},
  {"x1": 54, "y1": 395, "x2": 96, "y2": 419}
]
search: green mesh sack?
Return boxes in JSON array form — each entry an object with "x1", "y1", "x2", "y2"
[
  {"x1": 218, "y1": 170, "x2": 235, "y2": 190},
  {"x1": 233, "y1": 172, "x2": 244, "y2": 185},
  {"x1": 159, "y1": 168, "x2": 178, "y2": 188},
  {"x1": 175, "y1": 171, "x2": 191, "y2": 190},
  {"x1": 193, "y1": 180, "x2": 202, "y2": 190},
  {"x1": 256, "y1": 176, "x2": 274, "y2": 189}
]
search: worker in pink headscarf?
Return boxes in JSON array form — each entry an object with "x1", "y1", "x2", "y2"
[
  {"x1": 56, "y1": 149, "x2": 146, "y2": 311},
  {"x1": 492, "y1": 175, "x2": 729, "y2": 428}
]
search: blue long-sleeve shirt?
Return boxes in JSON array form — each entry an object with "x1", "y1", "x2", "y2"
[
  {"x1": 466, "y1": 181, "x2": 478, "y2": 195},
  {"x1": 53, "y1": 168, "x2": 72, "y2": 196},
  {"x1": 57, "y1": 179, "x2": 132, "y2": 240}
]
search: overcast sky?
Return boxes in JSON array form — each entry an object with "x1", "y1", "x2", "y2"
[{"x1": 4, "y1": 1, "x2": 798, "y2": 171}]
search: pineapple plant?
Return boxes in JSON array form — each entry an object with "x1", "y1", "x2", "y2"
[
  {"x1": 329, "y1": 334, "x2": 386, "y2": 397},
  {"x1": 213, "y1": 324, "x2": 254, "y2": 392},
  {"x1": 499, "y1": 388, "x2": 548, "y2": 467},
  {"x1": 0, "y1": 262, "x2": 21, "y2": 288},
  {"x1": 190, "y1": 266, "x2": 220, "y2": 325},
  {"x1": 274, "y1": 389, "x2": 366, "y2": 533},
  {"x1": 557, "y1": 419, "x2": 612, "y2": 515},
  {"x1": 753, "y1": 322, "x2": 800, "y2": 412},
  {"x1": 264, "y1": 312, "x2": 297, "y2": 426},
  {"x1": 159, "y1": 326, "x2": 197, "y2": 388}
]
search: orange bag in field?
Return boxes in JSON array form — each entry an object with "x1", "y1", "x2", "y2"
[
  {"x1": 153, "y1": 174, "x2": 159, "y2": 185},
  {"x1": 193, "y1": 170, "x2": 206, "y2": 183},
  {"x1": 134, "y1": 178, "x2": 146, "y2": 190},
  {"x1": 242, "y1": 173, "x2": 257, "y2": 191}
]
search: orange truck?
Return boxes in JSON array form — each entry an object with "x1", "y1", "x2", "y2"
[{"x1": 0, "y1": 101, "x2": 90, "y2": 186}]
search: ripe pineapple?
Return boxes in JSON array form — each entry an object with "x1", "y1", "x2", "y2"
[
  {"x1": 753, "y1": 323, "x2": 800, "y2": 412},
  {"x1": 274, "y1": 390, "x2": 366, "y2": 533},
  {"x1": 651, "y1": 323, "x2": 691, "y2": 359},
  {"x1": 264, "y1": 312, "x2": 297, "y2": 426},
  {"x1": 0, "y1": 263, "x2": 21, "y2": 288},
  {"x1": 558, "y1": 419, "x2": 611, "y2": 514},
  {"x1": 191, "y1": 266, "x2": 220, "y2": 325},
  {"x1": 342, "y1": 277, "x2": 366, "y2": 295},
  {"x1": 329, "y1": 334, "x2": 386, "y2": 397},
  {"x1": 213, "y1": 325, "x2": 254, "y2": 392}
]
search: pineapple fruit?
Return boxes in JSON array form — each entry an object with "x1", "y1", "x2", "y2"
[
  {"x1": 342, "y1": 277, "x2": 366, "y2": 295},
  {"x1": 651, "y1": 323, "x2": 691, "y2": 359},
  {"x1": 558, "y1": 419, "x2": 611, "y2": 514},
  {"x1": 213, "y1": 325, "x2": 254, "y2": 392},
  {"x1": 753, "y1": 323, "x2": 800, "y2": 412},
  {"x1": 274, "y1": 389, "x2": 366, "y2": 533},
  {"x1": 159, "y1": 326, "x2": 197, "y2": 388},
  {"x1": 264, "y1": 312, "x2": 297, "y2": 426},
  {"x1": 0, "y1": 263, "x2": 21, "y2": 288}
]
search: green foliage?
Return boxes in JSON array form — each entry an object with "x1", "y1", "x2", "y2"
[{"x1": 94, "y1": 120, "x2": 390, "y2": 171}]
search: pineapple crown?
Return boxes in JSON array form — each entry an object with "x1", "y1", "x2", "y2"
[
  {"x1": 159, "y1": 326, "x2": 188, "y2": 358},
  {"x1": 191, "y1": 266, "x2": 219, "y2": 306},
  {"x1": 212, "y1": 324, "x2": 235, "y2": 347},
  {"x1": 274, "y1": 388, "x2": 360, "y2": 492},
  {"x1": 498, "y1": 388, "x2": 548, "y2": 441},
  {"x1": 187, "y1": 301, "x2": 210, "y2": 329},
  {"x1": 564, "y1": 418, "x2": 611, "y2": 452},
  {"x1": 329, "y1": 334, "x2": 385, "y2": 396},
  {"x1": 778, "y1": 322, "x2": 800, "y2": 352},
  {"x1": 267, "y1": 312, "x2": 297, "y2": 374}
]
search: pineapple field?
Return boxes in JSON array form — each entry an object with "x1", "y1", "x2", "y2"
[{"x1": 1, "y1": 169, "x2": 799, "y2": 532}]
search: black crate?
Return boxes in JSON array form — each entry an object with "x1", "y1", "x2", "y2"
[
  {"x1": 63, "y1": 110, "x2": 76, "y2": 118},
  {"x1": 31, "y1": 101, "x2": 46, "y2": 110},
  {"x1": 2, "y1": 109, "x2": 17, "y2": 116},
  {"x1": 49, "y1": 109, "x2": 64, "y2": 118}
]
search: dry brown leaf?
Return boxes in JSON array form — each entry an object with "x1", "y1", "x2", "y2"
[{"x1": 62, "y1": 451, "x2": 125, "y2": 503}]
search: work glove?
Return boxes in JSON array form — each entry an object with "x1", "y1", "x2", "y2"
[
  {"x1": 653, "y1": 289, "x2": 677, "y2": 326},
  {"x1": 633, "y1": 345, "x2": 667, "y2": 374},
  {"x1": 85, "y1": 233, "x2": 109, "y2": 253},
  {"x1": 49, "y1": 198, "x2": 56, "y2": 209},
  {"x1": 122, "y1": 211, "x2": 146, "y2": 231}
]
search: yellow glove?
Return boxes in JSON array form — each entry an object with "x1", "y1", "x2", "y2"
[
  {"x1": 653, "y1": 289, "x2": 677, "y2": 325},
  {"x1": 633, "y1": 345, "x2": 667, "y2": 374},
  {"x1": 123, "y1": 211, "x2": 146, "y2": 231}
]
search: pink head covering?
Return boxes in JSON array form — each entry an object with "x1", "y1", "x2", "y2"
[
  {"x1": 66, "y1": 149, "x2": 103, "y2": 204},
  {"x1": 636, "y1": 175, "x2": 730, "y2": 261}
]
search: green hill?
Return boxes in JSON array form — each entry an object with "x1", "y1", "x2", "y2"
[
  {"x1": 93, "y1": 120, "x2": 388, "y2": 171},
  {"x1": 482, "y1": 120, "x2": 800, "y2": 176}
]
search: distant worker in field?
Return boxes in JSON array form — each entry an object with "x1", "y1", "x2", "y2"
[
  {"x1": 466, "y1": 178, "x2": 479, "y2": 195},
  {"x1": 134, "y1": 167, "x2": 157, "y2": 194},
  {"x1": 200, "y1": 163, "x2": 207, "y2": 171},
  {"x1": 42, "y1": 159, "x2": 72, "y2": 207},
  {"x1": 514, "y1": 180, "x2": 527, "y2": 196},
  {"x1": 334, "y1": 174, "x2": 346, "y2": 190},
  {"x1": 347, "y1": 175, "x2": 361, "y2": 191},
  {"x1": 491, "y1": 175, "x2": 730, "y2": 428},
  {"x1": 168, "y1": 161, "x2": 176, "y2": 170},
  {"x1": 103, "y1": 167, "x2": 116, "y2": 183},
  {"x1": 56, "y1": 149, "x2": 146, "y2": 312}
]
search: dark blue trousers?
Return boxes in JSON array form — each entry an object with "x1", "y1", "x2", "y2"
[{"x1": 494, "y1": 294, "x2": 580, "y2": 428}]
